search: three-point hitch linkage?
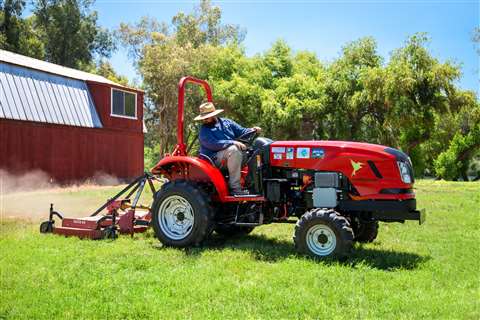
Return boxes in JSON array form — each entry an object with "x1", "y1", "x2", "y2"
[{"x1": 39, "y1": 172, "x2": 161, "y2": 240}]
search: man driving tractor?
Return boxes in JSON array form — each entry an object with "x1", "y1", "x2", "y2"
[{"x1": 195, "y1": 102, "x2": 261, "y2": 196}]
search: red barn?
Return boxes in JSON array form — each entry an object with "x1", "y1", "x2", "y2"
[{"x1": 0, "y1": 49, "x2": 144, "y2": 183}]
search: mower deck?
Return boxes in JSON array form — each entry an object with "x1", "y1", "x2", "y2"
[{"x1": 40, "y1": 173, "x2": 158, "y2": 240}]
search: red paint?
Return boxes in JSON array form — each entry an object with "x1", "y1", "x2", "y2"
[
  {"x1": 175, "y1": 76, "x2": 213, "y2": 156},
  {"x1": 269, "y1": 141, "x2": 414, "y2": 200},
  {"x1": 87, "y1": 82, "x2": 144, "y2": 132},
  {"x1": 151, "y1": 77, "x2": 246, "y2": 202},
  {"x1": 0, "y1": 118, "x2": 144, "y2": 183},
  {"x1": 53, "y1": 226, "x2": 103, "y2": 239},
  {"x1": 152, "y1": 156, "x2": 229, "y2": 200},
  {"x1": 0, "y1": 80, "x2": 144, "y2": 182}
]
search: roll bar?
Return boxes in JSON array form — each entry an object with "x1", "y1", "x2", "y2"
[{"x1": 173, "y1": 76, "x2": 213, "y2": 156}]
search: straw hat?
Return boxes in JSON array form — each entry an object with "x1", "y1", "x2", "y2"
[{"x1": 194, "y1": 102, "x2": 224, "y2": 121}]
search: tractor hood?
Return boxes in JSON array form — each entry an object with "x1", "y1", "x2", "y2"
[
  {"x1": 270, "y1": 140, "x2": 395, "y2": 162},
  {"x1": 268, "y1": 140, "x2": 414, "y2": 195}
]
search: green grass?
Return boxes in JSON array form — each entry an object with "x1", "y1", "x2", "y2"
[{"x1": 1, "y1": 180, "x2": 479, "y2": 319}]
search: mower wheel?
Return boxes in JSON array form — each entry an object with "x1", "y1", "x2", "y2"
[
  {"x1": 294, "y1": 209, "x2": 353, "y2": 259},
  {"x1": 214, "y1": 224, "x2": 255, "y2": 237},
  {"x1": 151, "y1": 180, "x2": 213, "y2": 247},
  {"x1": 352, "y1": 220, "x2": 379, "y2": 243},
  {"x1": 102, "y1": 226, "x2": 117, "y2": 239},
  {"x1": 40, "y1": 221, "x2": 53, "y2": 233}
]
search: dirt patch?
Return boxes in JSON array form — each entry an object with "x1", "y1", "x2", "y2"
[
  {"x1": 0, "y1": 185, "x2": 125, "y2": 221},
  {"x1": 0, "y1": 170, "x2": 129, "y2": 221}
]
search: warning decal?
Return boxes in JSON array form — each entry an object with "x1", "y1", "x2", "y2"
[
  {"x1": 286, "y1": 147, "x2": 294, "y2": 159},
  {"x1": 272, "y1": 147, "x2": 286, "y2": 153},
  {"x1": 297, "y1": 147, "x2": 310, "y2": 159},
  {"x1": 312, "y1": 148, "x2": 325, "y2": 159},
  {"x1": 273, "y1": 153, "x2": 282, "y2": 160}
]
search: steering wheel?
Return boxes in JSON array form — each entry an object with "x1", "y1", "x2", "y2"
[{"x1": 235, "y1": 128, "x2": 259, "y2": 145}]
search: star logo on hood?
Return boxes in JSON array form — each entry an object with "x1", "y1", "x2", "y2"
[{"x1": 350, "y1": 160, "x2": 364, "y2": 177}]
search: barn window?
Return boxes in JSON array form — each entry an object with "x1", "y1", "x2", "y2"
[{"x1": 111, "y1": 88, "x2": 137, "y2": 119}]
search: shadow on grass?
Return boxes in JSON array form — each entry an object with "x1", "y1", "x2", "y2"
[{"x1": 161, "y1": 234, "x2": 430, "y2": 271}]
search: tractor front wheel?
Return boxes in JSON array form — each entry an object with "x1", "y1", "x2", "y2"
[
  {"x1": 294, "y1": 209, "x2": 353, "y2": 259},
  {"x1": 151, "y1": 180, "x2": 213, "y2": 247}
]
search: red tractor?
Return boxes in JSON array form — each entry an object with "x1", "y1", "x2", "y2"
[
  {"x1": 149, "y1": 76, "x2": 425, "y2": 258},
  {"x1": 40, "y1": 76, "x2": 425, "y2": 259}
]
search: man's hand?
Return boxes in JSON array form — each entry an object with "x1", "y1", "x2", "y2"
[
  {"x1": 252, "y1": 126, "x2": 262, "y2": 133},
  {"x1": 233, "y1": 141, "x2": 247, "y2": 150}
]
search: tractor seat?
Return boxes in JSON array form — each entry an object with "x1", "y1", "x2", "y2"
[
  {"x1": 198, "y1": 153, "x2": 229, "y2": 177},
  {"x1": 198, "y1": 153, "x2": 216, "y2": 166}
]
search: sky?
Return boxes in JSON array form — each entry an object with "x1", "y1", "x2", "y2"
[{"x1": 91, "y1": 0, "x2": 479, "y2": 93}]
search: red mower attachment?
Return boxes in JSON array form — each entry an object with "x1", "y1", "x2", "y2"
[{"x1": 39, "y1": 172, "x2": 159, "y2": 240}]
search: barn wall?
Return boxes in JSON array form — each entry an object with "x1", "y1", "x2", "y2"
[
  {"x1": 87, "y1": 82, "x2": 144, "y2": 132},
  {"x1": 0, "y1": 118, "x2": 144, "y2": 182}
]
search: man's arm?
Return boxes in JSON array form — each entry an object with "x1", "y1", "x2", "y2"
[
  {"x1": 227, "y1": 119, "x2": 262, "y2": 138},
  {"x1": 228, "y1": 119, "x2": 250, "y2": 138}
]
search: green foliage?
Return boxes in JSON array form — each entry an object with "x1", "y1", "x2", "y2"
[
  {"x1": 434, "y1": 123, "x2": 480, "y2": 180},
  {"x1": 172, "y1": 0, "x2": 245, "y2": 47},
  {"x1": 118, "y1": 0, "x2": 245, "y2": 157},
  {"x1": 0, "y1": 1, "x2": 44, "y2": 58},
  {"x1": 144, "y1": 144, "x2": 160, "y2": 170},
  {"x1": 121, "y1": 2, "x2": 478, "y2": 179},
  {"x1": 3, "y1": 0, "x2": 476, "y2": 180},
  {"x1": 33, "y1": 0, "x2": 115, "y2": 69},
  {"x1": 1, "y1": 0, "x2": 116, "y2": 69},
  {"x1": 95, "y1": 60, "x2": 130, "y2": 86}
]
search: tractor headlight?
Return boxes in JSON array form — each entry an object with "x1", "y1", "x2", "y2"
[{"x1": 397, "y1": 161, "x2": 412, "y2": 184}]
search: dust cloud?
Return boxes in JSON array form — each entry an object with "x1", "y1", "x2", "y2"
[{"x1": 0, "y1": 170, "x2": 124, "y2": 222}]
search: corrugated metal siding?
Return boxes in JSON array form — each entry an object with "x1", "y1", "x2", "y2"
[
  {"x1": 0, "y1": 62, "x2": 102, "y2": 128},
  {"x1": 1, "y1": 118, "x2": 144, "y2": 182}
]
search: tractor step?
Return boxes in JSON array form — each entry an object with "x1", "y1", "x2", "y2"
[{"x1": 223, "y1": 195, "x2": 265, "y2": 202}]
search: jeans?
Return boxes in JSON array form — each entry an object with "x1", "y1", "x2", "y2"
[{"x1": 214, "y1": 145, "x2": 243, "y2": 192}]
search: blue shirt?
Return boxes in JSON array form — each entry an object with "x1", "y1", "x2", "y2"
[{"x1": 199, "y1": 117, "x2": 249, "y2": 159}]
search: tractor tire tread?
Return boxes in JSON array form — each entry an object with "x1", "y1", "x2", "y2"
[
  {"x1": 353, "y1": 221, "x2": 379, "y2": 243},
  {"x1": 152, "y1": 180, "x2": 213, "y2": 247},
  {"x1": 293, "y1": 208, "x2": 353, "y2": 259}
]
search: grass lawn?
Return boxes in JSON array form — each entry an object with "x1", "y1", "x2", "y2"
[{"x1": 1, "y1": 180, "x2": 479, "y2": 319}]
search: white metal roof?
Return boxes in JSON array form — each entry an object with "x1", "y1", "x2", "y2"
[
  {"x1": 0, "y1": 49, "x2": 121, "y2": 86},
  {"x1": 0, "y1": 62, "x2": 103, "y2": 128}
]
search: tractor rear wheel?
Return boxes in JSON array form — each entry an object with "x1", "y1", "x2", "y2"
[
  {"x1": 151, "y1": 180, "x2": 213, "y2": 247},
  {"x1": 294, "y1": 209, "x2": 353, "y2": 259},
  {"x1": 351, "y1": 220, "x2": 379, "y2": 243}
]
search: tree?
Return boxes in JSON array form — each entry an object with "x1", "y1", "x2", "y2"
[
  {"x1": 384, "y1": 33, "x2": 461, "y2": 174},
  {"x1": 435, "y1": 123, "x2": 480, "y2": 180},
  {"x1": 0, "y1": 0, "x2": 44, "y2": 58},
  {"x1": 118, "y1": 0, "x2": 245, "y2": 157},
  {"x1": 172, "y1": 0, "x2": 245, "y2": 48},
  {"x1": 33, "y1": 0, "x2": 115, "y2": 69},
  {"x1": 324, "y1": 37, "x2": 384, "y2": 141},
  {"x1": 263, "y1": 39, "x2": 293, "y2": 80},
  {"x1": 95, "y1": 60, "x2": 129, "y2": 86},
  {"x1": 0, "y1": 0, "x2": 25, "y2": 50}
]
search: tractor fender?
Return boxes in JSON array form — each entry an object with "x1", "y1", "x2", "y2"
[{"x1": 151, "y1": 156, "x2": 229, "y2": 200}]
